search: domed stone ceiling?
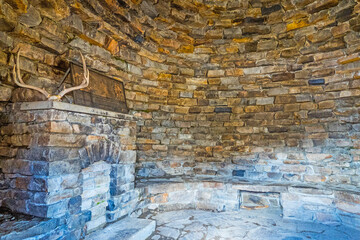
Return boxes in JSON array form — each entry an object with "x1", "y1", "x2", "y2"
[{"x1": 1, "y1": 0, "x2": 360, "y2": 188}]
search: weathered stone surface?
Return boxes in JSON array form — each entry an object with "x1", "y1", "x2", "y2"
[
  {"x1": 86, "y1": 217, "x2": 155, "y2": 240},
  {"x1": 0, "y1": 85, "x2": 12, "y2": 101},
  {"x1": 140, "y1": 0, "x2": 158, "y2": 19},
  {"x1": 0, "y1": 0, "x2": 359, "y2": 215},
  {"x1": 307, "y1": 0, "x2": 339, "y2": 14},
  {"x1": 4, "y1": 0, "x2": 28, "y2": 13},
  {"x1": 0, "y1": 102, "x2": 138, "y2": 237},
  {"x1": 11, "y1": 88, "x2": 47, "y2": 102},
  {"x1": 32, "y1": 0, "x2": 70, "y2": 21},
  {"x1": 18, "y1": 5, "x2": 42, "y2": 27},
  {"x1": 0, "y1": 31, "x2": 13, "y2": 48}
]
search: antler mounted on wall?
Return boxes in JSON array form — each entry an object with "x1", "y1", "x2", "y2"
[{"x1": 13, "y1": 50, "x2": 90, "y2": 101}]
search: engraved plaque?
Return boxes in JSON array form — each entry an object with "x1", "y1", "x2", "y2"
[{"x1": 71, "y1": 63, "x2": 128, "y2": 114}]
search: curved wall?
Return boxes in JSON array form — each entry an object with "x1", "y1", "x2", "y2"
[{"x1": 0, "y1": 0, "x2": 360, "y2": 189}]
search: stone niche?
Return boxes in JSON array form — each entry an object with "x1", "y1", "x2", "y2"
[{"x1": 0, "y1": 101, "x2": 140, "y2": 237}]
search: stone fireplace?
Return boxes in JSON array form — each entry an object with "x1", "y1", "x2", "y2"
[{"x1": 0, "y1": 101, "x2": 139, "y2": 237}]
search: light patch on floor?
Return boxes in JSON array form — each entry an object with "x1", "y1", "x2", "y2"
[{"x1": 145, "y1": 209, "x2": 360, "y2": 240}]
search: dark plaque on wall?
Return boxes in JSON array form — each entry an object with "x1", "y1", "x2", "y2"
[{"x1": 71, "y1": 63, "x2": 128, "y2": 114}]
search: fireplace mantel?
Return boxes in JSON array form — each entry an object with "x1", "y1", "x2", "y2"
[{"x1": 19, "y1": 101, "x2": 137, "y2": 120}]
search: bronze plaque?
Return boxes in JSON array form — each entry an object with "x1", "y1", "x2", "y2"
[{"x1": 71, "y1": 63, "x2": 128, "y2": 114}]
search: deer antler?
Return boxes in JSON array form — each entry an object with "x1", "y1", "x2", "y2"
[
  {"x1": 13, "y1": 50, "x2": 90, "y2": 101},
  {"x1": 13, "y1": 50, "x2": 51, "y2": 99}
]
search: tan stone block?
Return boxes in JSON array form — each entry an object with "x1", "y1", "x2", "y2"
[
  {"x1": 175, "y1": 106, "x2": 189, "y2": 114},
  {"x1": 275, "y1": 95, "x2": 297, "y2": 104},
  {"x1": 33, "y1": 0, "x2": 70, "y2": 21},
  {"x1": 208, "y1": 78, "x2": 220, "y2": 85},
  {"x1": 340, "y1": 89, "x2": 360, "y2": 98},
  {"x1": 225, "y1": 45, "x2": 238, "y2": 53},
  {"x1": 286, "y1": 19, "x2": 309, "y2": 31},
  {"x1": 181, "y1": 98, "x2": 197, "y2": 106},
  {"x1": 207, "y1": 69, "x2": 225, "y2": 78},
  {"x1": 152, "y1": 145, "x2": 167, "y2": 151},
  {"x1": 232, "y1": 107, "x2": 244, "y2": 113},
  {"x1": 137, "y1": 138, "x2": 160, "y2": 144},
  {"x1": 236, "y1": 127, "x2": 253, "y2": 134},
  {"x1": 244, "y1": 106, "x2": 264, "y2": 113},
  {"x1": 157, "y1": 47, "x2": 170, "y2": 54},
  {"x1": 0, "y1": 85, "x2": 12, "y2": 101},
  {"x1": 0, "y1": 146, "x2": 17, "y2": 157},
  {"x1": 319, "y1": 39, "x2": 345, "y2": 52},
  {"x1": 205, "y1": 29, "x2": 223, "y2": 39},
  {"x1": 331, "y1": 22, "x2": 350, "y2": 38},
  {"x1": 148, "y1": 87, "x2": 168, "y2": 96},
  {"x1": 307, "y1": 30, "x2": 332, "y2": 43},
  {"x1": 194, "y1": 91, "x2": 205, "y2": 98},
  {"x1": 308, "y1": 132, "x2": 328, "y2": 139},
  {"x1": 225, "y1": 68, "x2": 244, "y2": 76},
  {"x1": 157, "y1": 73, "x2": 172, "y2": 81},
  {"x1": 143, "y1": 70, "x2": 158, "y2": 80},
  {"x1": 134, "y1": 93, "x2": 149, "y2": 102},
  {"x1": 338, "y1": 53, "x2": 360, "y2": 65},
  {"x1": 318, "y1": 100, "x2": 335, "y2": 109},
  {"x1": 11, "y1": 134, "x2": 31, "y2": 147},
  {"x1": 305, "y1": 126, "x2": 325, "y2": 133},
  {"x1": 48, "y1": 122, "x2": 73, "y2": 134},
  {"x1": 307, "y1": 0, "x2": 339, "y2": 14},
  {"x1": 177, "y1": 33, "x2": 194, "y2": 45},
  {"x1": 186, "y1": 78, "x2": 208, "y2": 85},
  {"x1": 233, "y1": 37, "x2": 252, "y2": 43},
  {"x1": 161, "y1": 38, "x2": 181, "y2": 49},
  {"x1": 284, "y1": 104, "x2": 300, "y2": 112},
  {"x1": 257, "y1": 39, "x2": 278, "y2": 51},
  {"x1": 13, "y1": 24, "x2": 41, "y2": 43},
  {"x1": 139, "y1": 48, "x2": 165, "y2": 63},
  {"x1": 179, "y1": 68, "x2": 194, "y2": 76},
  {"x1": 177, "y1": 45, "x2": 194, "y2": 53},
  {"x1": 194, "y1": 47, "x2": 214, "y2": 54}
]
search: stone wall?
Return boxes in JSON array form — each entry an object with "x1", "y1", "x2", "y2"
[
  {"x1": 136, "y1": 178, "x2": 360, "y2": 229},
  {"x1": 0, "y1": 102, "x2": 137, "y2": 237},
  {"x1": 0, "y1": 0, "x2": 360, "y2": 188}
]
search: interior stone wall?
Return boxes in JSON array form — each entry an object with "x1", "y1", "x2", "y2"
[{"x1": 0, "y1": 0, "x2": 360, "y2": 189}]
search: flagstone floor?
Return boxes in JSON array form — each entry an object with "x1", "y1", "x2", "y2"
[{"x1": 145, "y1": 209, "x2": 360, "y2": 240}]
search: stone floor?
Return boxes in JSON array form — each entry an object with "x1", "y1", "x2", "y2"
[
  {"x1": 145, "y1": 209, "x2": 360, "y2": 240},
  {"x1": 0, "y1": 207, "x2": 43, "y2": 236}
]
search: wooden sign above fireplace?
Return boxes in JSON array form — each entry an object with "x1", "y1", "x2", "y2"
[{"x1": 70, "y1": 63, "x2": 128, "y2": 114}]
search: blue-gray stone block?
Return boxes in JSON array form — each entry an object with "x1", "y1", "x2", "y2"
[
  {"x1": 232, "y1": 170, "x2": 245, "y2": 177},
  {"x1": 308, "y1": 79, "x2": 325, "y2": 85},
  {"x1": 214, "y1": 107, "x2": 232, "y2": 113}
]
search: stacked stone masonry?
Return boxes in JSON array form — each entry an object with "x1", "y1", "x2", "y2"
[
  {"x1": 1, "y1": 0, "x2": 359, "y2": 189},
  {"x1": 0, "y1": 0, "x2": 360, "y2": 237},
  {"x1": 136, "y1": 178, "x2": 360, "y2": 229},
  {"x1": 0, "y1": 102, "x2": 138, "y2": 238}
]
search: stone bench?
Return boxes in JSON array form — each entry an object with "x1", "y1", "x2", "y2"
[{"x1": 135, "y1": 177, "x2": 360, "y2": 230}]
